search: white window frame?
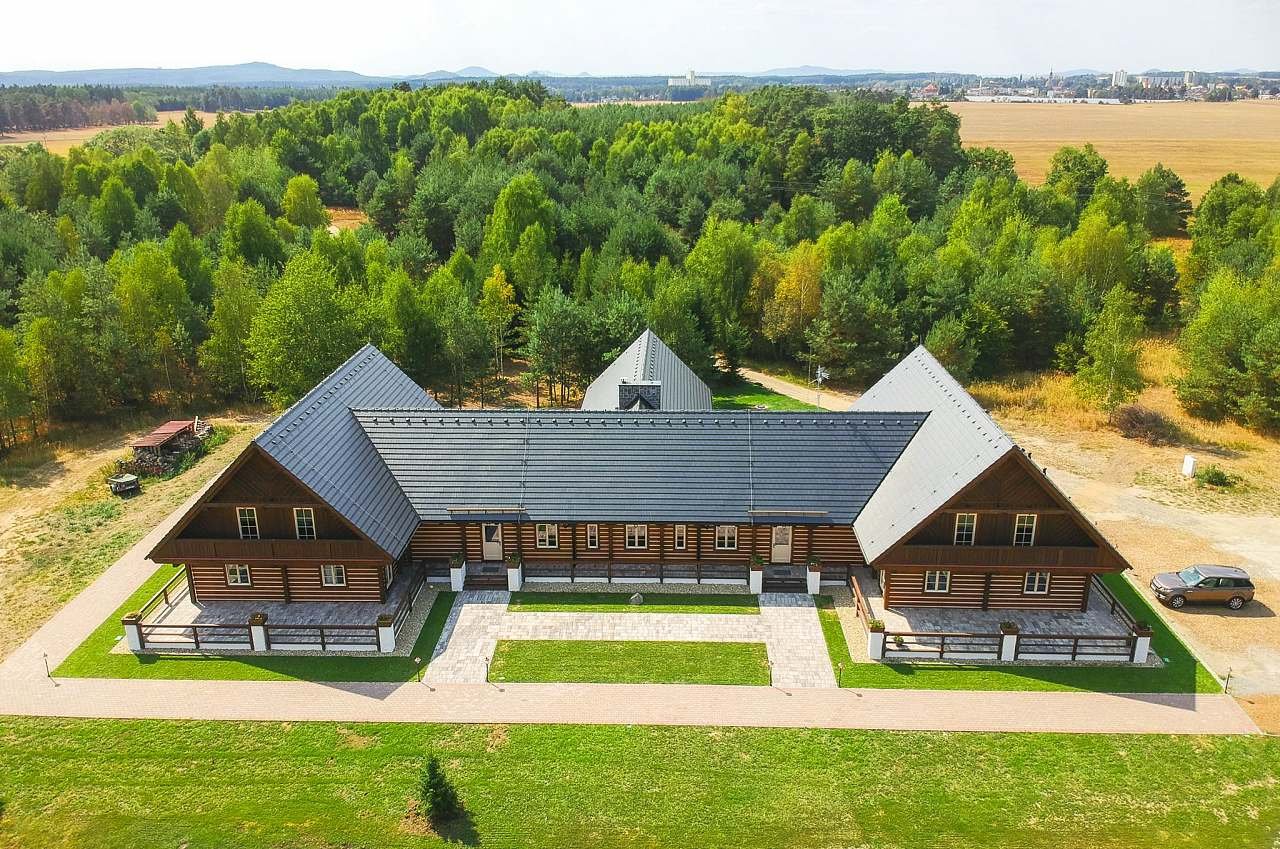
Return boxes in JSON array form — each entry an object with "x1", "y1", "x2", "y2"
[
  {"x1": 715, "y1": 525, "x2": 738, "y2": 551},
  {"x1": 320, "y1": 563, "x2": 347, "y2": 587},
  {"x1": 585, "y1": 523, "x2": 599, "y2": 550},
  {"x1": 923, "y1": 570, "x2": 951, "y2": 593},
  {"x1": 293, "y1": 507, "x2": 316, "y2": 540},
  {"x1": 625, "y1": 524, "x2": 647, "y2": 549},
  {"x1": 535, "y1": 523, "x2": 559, "y2": 549},
  {"x1": 1012, "y1": 513, "x2": 1037, "y2": 547},
  {"x1": 237, "y1": 507, "x2": 259, "y2": 540},
  {"x1": 225, "y1": 564, "x2": 252, "y2": 586},
  {"x1": 1024, "y1": 571, "x2": 1050, "y2": 594},
  {"x1": 953, "y1": 513, "x2": 977, "y2": 546},
  {"x1": 673, "y1": 524, "x2": 687, "y2": 551}
]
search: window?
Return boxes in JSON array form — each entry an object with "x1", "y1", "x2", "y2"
[
  {"x1": 625, "y1": 524, "x2": 648, "y2": 549},
  {"x1": 321, "y1": 564, "x2": 347, "y2": 587},
  {"x1": 586, "y1": 523, "x2": 599, "y2": 550},
  {"x1": 294, "y1": 507, "x2": 316, "y2": 540},
  {"x1": 237, "y1": 507, "x2": 259, "y2": 540},
  {"x1": 1012, "y1": 513, "x2": 1037, "y2": 547},
  {"x1": 953, "y1": 513, "x2": 976, "y2": 546},
  {"x1": 924, "y1": 570, "x2": 951, "y2": 593},
  {"x1": 715, "y1": 525, "x2": 738, "y2": 551},
  {"x1": 1024, "y1": 571, "x2": 1050, "y2": 594},
  {"x1": 535, "y1": 523, "x2": 559, "y2": 549},
  {"x1": 673, "y1": 524, "x2": 687, "y2": 550},
  {"x1": 225, "y1": 564, "x2": 252, "y2": 586}
]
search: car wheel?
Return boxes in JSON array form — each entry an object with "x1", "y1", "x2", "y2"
[
  {"x1": 1168, "y1": 595, "x2": 1186, "y2": 609},
  {"x1": 1228, "y1": 596, "x2": 1246, "y2": 610}
]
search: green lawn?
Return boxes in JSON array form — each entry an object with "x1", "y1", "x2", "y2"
[
  {"x1": 814, "y1": 575, "x2": 1221, "y2": 694},
  {"x1": 54, "y1": 565, "x2": 456, "y2": 682},
  {"x1": 507, "y1": 591, "x2": 759, "y2": 614},
  {"x1": 1, "y1": 717, "x2": 1277, "y2": 849},
  {"x1": 711, "y1": 374, "x2": 820, "y2": 411},
  {"x1": 488, "y1": 640, "x2": 771, "y2": 685}
]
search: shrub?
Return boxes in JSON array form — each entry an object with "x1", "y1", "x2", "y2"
[
  {"x1": 1112, "y1": 404, "x2": 1184, "y2": 445},
  {"x1": 1194, "y1": 464, "x2": 1236, "y2": 488},
  {"x1": 418, "y1": 755, "x2": 462, "y2": 825}
]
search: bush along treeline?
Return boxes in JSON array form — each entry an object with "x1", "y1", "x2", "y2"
[{"x1": 0, "y1": 80, "x2": 1278, "y2": 448}]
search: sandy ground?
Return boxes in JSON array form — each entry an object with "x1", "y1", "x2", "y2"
[
  {"x1": 948, "y1": 99, "x2": 1280, "y2": 199},
  {"x1": 325, "y1": 207, "x2": 367, "y2": 233}
]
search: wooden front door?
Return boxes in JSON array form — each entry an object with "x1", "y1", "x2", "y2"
[
  {"x1": 770, "y1": 526, "x2": 793, "y2": 564},
  {"x1": 481, "y1": 523, "x2": 503, "y2": 561}
]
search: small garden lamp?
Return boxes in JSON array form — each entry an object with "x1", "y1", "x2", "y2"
[{"x1": 414, "y1": 656, "x2": 422, "y2": 683}]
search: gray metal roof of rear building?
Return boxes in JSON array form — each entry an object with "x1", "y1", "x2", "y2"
[
  {"x1": 254, "y1": 344, "x2": 440, "y2": 557},
  {"x1": 581, "y1": 329, "x2": 713, "y2": 411},
  {"x1": 850, "y1": 345, "x2": 1015, "y2": 563},
  {"x1": 353, "y1": 410, "x2": 925, "y2": 525}
]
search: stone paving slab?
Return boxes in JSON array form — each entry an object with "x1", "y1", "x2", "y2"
[{"x1": 424, "y1": 590, "x2": 836, "y2": 687}]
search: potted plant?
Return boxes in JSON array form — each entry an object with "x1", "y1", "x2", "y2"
[
  {"x1": 806, "y1": 554, "x2": 821, "y2": 571},
  {"x1": 867, "y1": 618, "x2": 885, "y2": 633},
  {"x1": 449, "y1": 552, "x2": 464, "y2": 569},
  {"x1": 998, "y1": 621, "x2": 1020, "y2": 635},
  {"x1": 504, "y1": 552, "x2": 522, "y2": 568},
  {"x1": 749, "y1": 554, "x2": 765, "y2": 570}
]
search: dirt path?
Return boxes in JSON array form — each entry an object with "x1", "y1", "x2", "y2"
[{"x1": 736, "y1": 367, "x2": 859, "y2": 411}]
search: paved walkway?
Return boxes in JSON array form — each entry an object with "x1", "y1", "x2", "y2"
[
  {"x1": 425, "y1": 591, "x2": 835, "y2": 688},
  {"x1": 737, "y1": 366, "x2": 859, "y2": 411},
  {"x1": 0, "y1": 675, "x2": 1257, "y2": 734}
]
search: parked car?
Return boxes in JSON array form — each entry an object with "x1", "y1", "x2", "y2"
[{"x1": 1150, "y1": 564, "x2": 1255, "y2": 610}]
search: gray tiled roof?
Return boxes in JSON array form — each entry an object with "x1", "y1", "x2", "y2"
[
  {"x1": 353, "y1": 410, "x2": 925, "y2": 525},
  {"x1": 254, "y1": 344, "x2": 440, "y2": 557},
  {"x1": 850, "y1": 346, "x2": 1015, "y2": 563},
  {"x1": 581, "y1": 329, "x2": 712, "y2": 411}
]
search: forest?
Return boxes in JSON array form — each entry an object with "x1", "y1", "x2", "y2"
[{"x1": 0, "y1": 80, "x2": 1277, "y2": 447}]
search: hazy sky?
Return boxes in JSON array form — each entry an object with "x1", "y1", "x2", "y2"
[{"x1": 6, "y1": 0, "x2": 1278, "y2": 76}]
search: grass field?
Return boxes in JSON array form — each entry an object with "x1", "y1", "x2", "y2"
[
  {"x1": 0, "y1": 409, "x2": 270, "y2": 659},
  {"x1": 55, "y1": 565, "x2": 455, "y2": 682},
  {"x1": 949, "y1": 99, "x2": 1280, "y2": 199},
  {"x1": 712, "y1": 375, "x2": 821, "y2": 411},
  {"x1": 488, "y1": 639, "x2": 771, "y2": 684},
  {"x1": 1, "y1": 717, "x2": 1277, "y2": 848},
  {"x1": 507, "y1": 592, "x2": 759, "y2": 614}
]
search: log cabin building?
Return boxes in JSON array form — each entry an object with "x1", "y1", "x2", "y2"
[{"x1": 149, "y1": 340, "x2": 1131, "y2": 612}]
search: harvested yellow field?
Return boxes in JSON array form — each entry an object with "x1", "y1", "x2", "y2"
[
  {"x1": 0, "y1": 110, "x2": 226, "y2": 155},
  {"x1": 950, "y1": 100, "x2": 1280, "y2": 199}
]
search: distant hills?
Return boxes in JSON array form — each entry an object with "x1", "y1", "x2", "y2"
[
  {"x1": 0, "y1": 62, "x2": 501, "y2": 88},
  {"x1": 750, "y1": 66, "x2": 885, "y2": 77}
]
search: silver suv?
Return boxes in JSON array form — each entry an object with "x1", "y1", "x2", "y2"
[{"x1": 1151, "y1": 564, "x2": 1255, "y2": 610}]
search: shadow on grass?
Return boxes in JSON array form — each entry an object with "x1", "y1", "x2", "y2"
[{"x1": 436, "y1": 808, "x2": 480, "y2": 847}]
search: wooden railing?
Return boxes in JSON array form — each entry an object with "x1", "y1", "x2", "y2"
[
  {"x1": 391, "y1": 566, "x2": 428, "y2": 635},
  {"x1": 137, "y1": 568, "x2": 189, "y2": 621},
  {"x1": 159, "y1": 537, "x2": 383, "y2": 561},
  {"x1": 263, "y1": 623, "x2": 379, "y2": 651},
  {"x1": 1090, "y1": 575, "x2": 1138, "y2": 630},
  {"x1": 1015, "y1": 633, "x2": 1135, "y2": 661},
  {"x1": 880, "y1": 545, "x2": 1106, "y2": 569},
  {"x1": 521, "y1": 561, "x2": 749, "y2": 584},
  {"x1": 139, "y1": 622, "x2": 250, "y2": 650},
  {"x1": 881, "y1": 631, "x2": 1002, "y2": 658},
  {"x1": 847, "y1": 572, "x2": 871, "y2": 627}
]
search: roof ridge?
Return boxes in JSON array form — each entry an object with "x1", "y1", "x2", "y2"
[{"x1": 256, "y1": 343, "x2": 379, "y2": 446}]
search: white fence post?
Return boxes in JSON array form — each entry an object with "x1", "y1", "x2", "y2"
[
  {"x1": 450, "y1": 562, "x2": 466, "y2": 592},
  {"x1": 867, "y1": 624, "x2": 885, "y2": 660},
  {"x1": 376, "y1": 614, "x2": 396, "y2": 653},
  {"x1": 999, "y1": 624, "x2": 1020, "y2": 662},
  {"x1": 249, "y1": 612, "x2": 268, "y2": 651},
  {"x1": 121, "y1": 613, "x2": 144, "y2": 652},
  {"x1": 506, "y1": 561, "x2": 523, "y2": 592},
  {"x1": 1131, "y1": 624, "x2": 1153, "y2": 663}
]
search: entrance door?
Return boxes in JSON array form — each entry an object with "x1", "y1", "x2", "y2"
[
  {"x1": 481, "y1": 523, "x2": 503, "y2": 561},
  {"x1": 770, "y1": 526, "x2": 793, "y2": 564}
]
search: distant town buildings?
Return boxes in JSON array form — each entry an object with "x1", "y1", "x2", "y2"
[
  {"x1": 667, "y1": 70, "x2": 711, "y2": 88},
  {"x1": 1111, "y1": 69, "x2": 1129, "y2": 87}
]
